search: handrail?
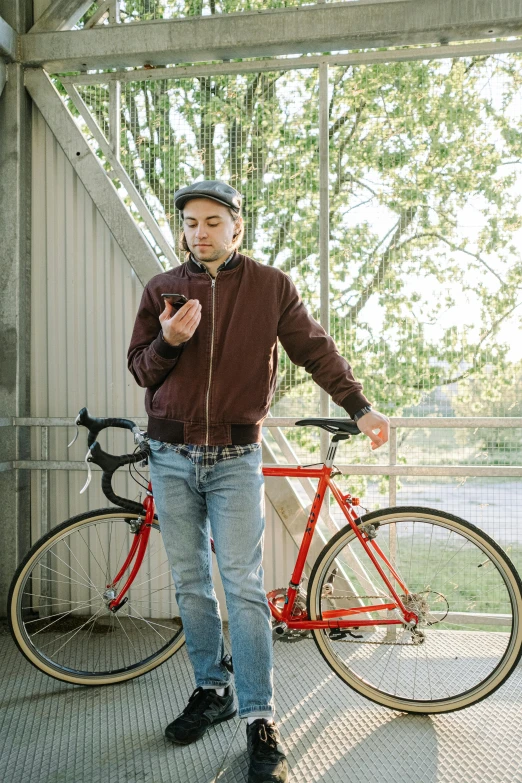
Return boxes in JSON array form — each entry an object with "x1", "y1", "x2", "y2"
[
  {"x1": 3, "y1": 417, "x2": 522, "y2": 477},
  {"x1": 3, "y1": 416, "x2": 522, "y2": 428},
  {"x1": 5, "y1": 415, "x2": 521, "y2": 630}
]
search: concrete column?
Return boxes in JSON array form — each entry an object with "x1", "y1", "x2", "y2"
[{"x1": 0, "y1": 0, "x2": 33, "y2": 616}]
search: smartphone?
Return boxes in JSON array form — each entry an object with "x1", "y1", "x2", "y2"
[{"x1": 161, "y1": 293, "x2": 189, "y2": 309}]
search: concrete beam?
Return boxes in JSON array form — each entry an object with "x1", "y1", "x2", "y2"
[
  {"x1": 0, "y1": 15, "x2": 18, "y2": 61},
  {"x1": 60, "y1": 38, "x2": 522, "y2": 84},
  {"x1": 29, "y1": 0, "x2": 93, "y2": 33},
  {"x1": 0, "y1": 62, "x2": 32, "y2": 615},
  {"x1": 20, "y1": 0, "x2": 522, "y2": 72},
  {"x1": 25, "y1": 68, "x2": 164, "y2": 286},
  {"x1": 0, "y1": 59, "x2": 6, "y2": 96}
]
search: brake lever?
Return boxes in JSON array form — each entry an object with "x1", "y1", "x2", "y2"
[
  {"x1": 79, "y1": 448, "x2": 93, "y2": 494},
  {"x1": 67, "y1": 413, "x2": 82, "y2": 448}
]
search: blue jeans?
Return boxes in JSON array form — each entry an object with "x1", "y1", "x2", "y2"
[{"x1": 148, "y1": 440, "x2": 274, "y2": 718}]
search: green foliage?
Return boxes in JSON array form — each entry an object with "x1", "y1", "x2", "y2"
[
  {"x1": 61, "y1": 40, "x2": 522, "y2": 419},
  {"x1": 451, "y1": 360, "x2": 522, "y2": 464}
]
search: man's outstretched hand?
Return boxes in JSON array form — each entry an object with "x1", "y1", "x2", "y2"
[{"x1": 356, "y1": 410, "x2": 390, "y2": 450}]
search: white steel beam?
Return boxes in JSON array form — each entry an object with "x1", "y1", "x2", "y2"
[
  {"x1": 24, "y1": 68, "x2": 163, "y2": 286},
  {"x1": 82, "y1": 1, "x2": 110, "y2": 30},
  {"x1": 7, "y1": 415, "x2": 522, "y2": 429},
  {"x1": 0, "y1": 14, "x2": 18, "y2": 61},
  {"x1": 0, "y1": 59, "x2": 6, "y2": 97},
  {"x1": 64, "y1": 83, "x2": 180, "y2": 267},
  {"x1": 21, "y1": 0, "x2": 522, "y2": 73},
  {"x1": 29, "y1": 0, "x2": 94, "y2": 33},
  {"x1": 319, "y1": 62, "x2": 330, "y2": 462},
  {"x1": 60, "y1": 38, "x2": 522, "y2": 85}
]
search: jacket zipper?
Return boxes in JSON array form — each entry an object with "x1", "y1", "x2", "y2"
[{"x1": 205, "y1": 271, "x2": 218, "y2": 445}]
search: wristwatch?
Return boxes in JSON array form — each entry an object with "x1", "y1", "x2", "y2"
[{"x1": 352, "y1": 405, "x2": 372, "y2": 423}]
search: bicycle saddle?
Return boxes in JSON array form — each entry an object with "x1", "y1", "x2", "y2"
[{"x1": 294, "y1": 418, "x2": 361, "y2": 436}]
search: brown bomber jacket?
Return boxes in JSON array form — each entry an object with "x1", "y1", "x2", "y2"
[{"x1": 127, "y1": 251, "x2": 370, "y2": 445}]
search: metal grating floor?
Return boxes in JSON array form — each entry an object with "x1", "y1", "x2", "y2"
[{"x1": 1, "y1": 620, "x2": 522, "y2": 783}]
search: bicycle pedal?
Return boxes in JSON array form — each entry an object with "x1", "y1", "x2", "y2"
[{"x1": 329, "y1": 628, "x2": 365, "y2": 641}]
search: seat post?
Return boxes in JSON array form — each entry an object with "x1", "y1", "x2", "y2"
[{"x1": 324, "y1": 433, "x2": 350, "y2": 467}]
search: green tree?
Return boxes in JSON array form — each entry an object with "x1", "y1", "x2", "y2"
[{"x1": 69, "y1": 5, "x2": 522, "y2": 431}]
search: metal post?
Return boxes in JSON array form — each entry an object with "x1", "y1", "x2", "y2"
[
  {"x1": 0, "y1": 59, "x2": 6, "y2": 98},
  {"x1": 389, "y1": 424, "x2": 397, "y2": 506},
  {"x1": 40, "y1": 426, "x2": 52, "y2": 617},
  {"x1": 319, "y1": 61, "x2": 330, "y2": 465},
  {"x1": 108, "y1": 1, "x2": 121, "y2": 158},
  {"x1": 41, "y1": 426, "x2": 49, "y2": 536},
  {"x1": 386, "y1": 424, "x2": 398, "y2": 641},
  {"x1": 109, "y1": 80, "x2": 121, "y2": 158}
]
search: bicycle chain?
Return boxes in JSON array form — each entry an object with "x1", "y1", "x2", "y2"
[
  {"x1": 271, "y1": 587, "x2": 427, "y2": 645},
  {"x1": 319, "y1": 594, "x2": 423, "y2": 645}
]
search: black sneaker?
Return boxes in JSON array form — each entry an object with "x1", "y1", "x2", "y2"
[
  {"x1": 165, "y1": 685, "x2": 236, "y2": 745},
  {"x1": 246, "y1": 719, "x2": 289, "y2": 783}
]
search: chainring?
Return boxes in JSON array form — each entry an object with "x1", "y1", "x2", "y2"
[{"x1": 267, "y1": 587, "x2": 312, "y2": 643}]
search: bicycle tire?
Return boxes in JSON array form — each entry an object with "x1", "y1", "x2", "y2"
[
  {"x1": 8, "y1": 507, "x2": 185, "y2": 685},
  {"x1": 307, "y1": 506, "x2": 522, "y2": 714}
]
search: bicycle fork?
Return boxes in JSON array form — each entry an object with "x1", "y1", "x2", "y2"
[{"x1": 104, "y1": 489, "x2": 156, "y2": 613}]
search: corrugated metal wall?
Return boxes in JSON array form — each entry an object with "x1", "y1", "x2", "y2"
[{"x1": 30, "y1": 107, "x2": 297, "y2": 619}]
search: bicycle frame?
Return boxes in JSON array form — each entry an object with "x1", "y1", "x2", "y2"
[{"x1": 106, "y1": 462, "x2": 418, "y2": 629}]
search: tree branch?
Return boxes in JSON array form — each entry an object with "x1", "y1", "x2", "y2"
[
  {"x1": 405, "y1": 231, "x2": 506, "y2": 285},
  {"x1": 346, "y1": 207, "x2": 418, "y2": 320},
  {"x1": 413, "y1": 299, "x2": 522, "y2": 389}
]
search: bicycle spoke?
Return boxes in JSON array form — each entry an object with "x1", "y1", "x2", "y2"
[
  {"x1": 41, "y1": 605, "x2": 105, "y2": 655},
  {"x1": 131, "y1": 568, "x2": 172, "y2": 590},
  {"x1": 311, "y1": 510, "x2": 519, "y2": 709},
  {"x1": 62, "y1": 539, "x2": 101, "y2": 594},
  {"x1": 21, "y1": 591, "x2": 96, "y2": 604},
  {"x1": 125, "y1": 605, "x2": 172, "y2": 642},
  {"x1": 79, "y1": 527, "x2": 109, "y2": 586},
  {"x1": 11, "y1": 513, "x2": 183, "y2": 681},
  {"x1": 31, "y1": 597, "x2": 102, "y2": 637},
  {"x1": 125, "y1": 610, "x2": 152, "y2": 648},
  {"x1": 24, "y1": 598, "x2": 101, "y2": 621},
  {"x1": 113, "y1": 612, "x2": 139, "y2": 659},
  {"x1": 106, "y1": 520, "x2": 114, "y2": 584},
  {"x1": 37, "y1": 561, "x2": 95, "y2": 592}
]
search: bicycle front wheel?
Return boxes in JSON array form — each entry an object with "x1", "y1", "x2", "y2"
[
  {"x1": 8, "y1": 508, "x2": 185, "y2": 685},
  {"x1": 307, "y1": 507, "x2": 522, "y2": 713}
]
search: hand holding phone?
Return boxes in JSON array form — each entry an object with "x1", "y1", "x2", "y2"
[
  {"x1": 161, "y1": 293, "x2": 189, "y2": 309},
  {"x1": 159, "y1": 293, "x2": 201, "y2": 347}
]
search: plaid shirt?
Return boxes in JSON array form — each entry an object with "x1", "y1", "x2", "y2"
[
  {"x1": 167, "y1": 251, "x2": 258, "y2": 467},
  {"x1": 168, "y1": 442, "x2": 261, "y2": 468}
]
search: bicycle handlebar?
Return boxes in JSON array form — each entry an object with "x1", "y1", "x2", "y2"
[
  {"x1": 75, "y1": 407, "x2": 149, "y2": 515},
  {"x1": 74, "y1": 407, "x2": 362, "y2": 515},
  {"x1": 77, "y1": 407, "x2": 147, "y2": 449}
]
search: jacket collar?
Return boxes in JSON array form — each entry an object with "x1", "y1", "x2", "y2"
[{"x1": 186, "y1": 250, "x2": 242, "y2": 274}]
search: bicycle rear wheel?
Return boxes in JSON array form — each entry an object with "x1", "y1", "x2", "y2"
[
  {"x1": 307, "y1": 506, "x2": 522, "y2": 713},
  {"x1": 8, "y1": 508, "x2": 185, "y2": 685}
]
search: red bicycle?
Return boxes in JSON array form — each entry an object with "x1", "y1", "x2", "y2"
[{"x1": 8, "y1": 408, "x2": 522, "y2": 714}]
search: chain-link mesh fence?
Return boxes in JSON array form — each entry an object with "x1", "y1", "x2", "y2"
[{"x1": 58, "y1": 51, "x2": 522, "y2": 575}]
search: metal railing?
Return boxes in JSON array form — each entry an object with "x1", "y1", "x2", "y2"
[
  {"x1": 2, "y1": 415, "x2": 522, "y2": 632},
  {"x1": 2, "y1": 414, "x2": 521, "y2": 521}
]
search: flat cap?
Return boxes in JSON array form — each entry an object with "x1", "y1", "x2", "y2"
[{"x1": 174, "y1": 180, "x2": 243, "y2": 212}]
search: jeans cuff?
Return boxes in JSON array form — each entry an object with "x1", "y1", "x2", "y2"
[
  {"x1": 199, "y1": 681, "x2": 232, "y2": 689},
  {"x1": 239, "y1": 706, "x2": 274, "y2": 719}
]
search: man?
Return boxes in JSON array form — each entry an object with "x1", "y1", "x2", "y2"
[{"x1": 127, "y1": 180, "x2": 389, "y2": 783}]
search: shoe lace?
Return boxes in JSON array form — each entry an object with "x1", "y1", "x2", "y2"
[
  {"x1": 183, "y1": 687, "x2": 219, "y2": 717},
  {"x1": 254, "y1": 722, "x2": 279, "y2": 755}
]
